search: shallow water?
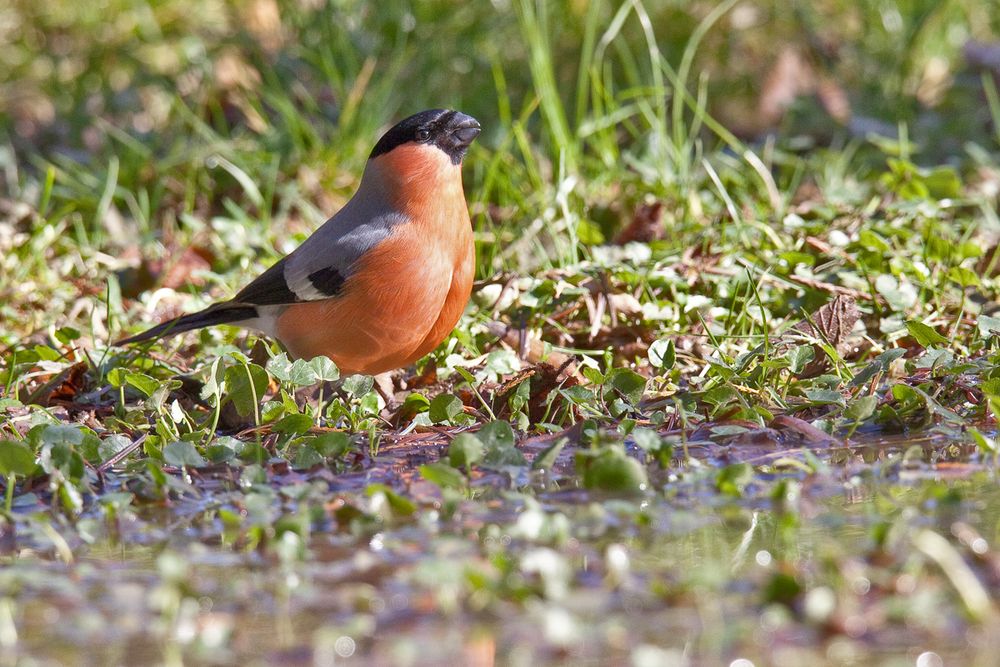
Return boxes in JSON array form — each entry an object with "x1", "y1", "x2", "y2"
[{"x1": 3, "y1": 431, "x2": 1000, "y2": 666}]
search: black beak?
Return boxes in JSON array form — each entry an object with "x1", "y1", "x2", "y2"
[
  {"x1": 440, "y1": 111, "x2": 481, "y2": 163},
  {"x1": 450, "y1": 113, "x2": 481, "y2": 146}
]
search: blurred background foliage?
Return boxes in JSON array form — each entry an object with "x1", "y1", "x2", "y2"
[
  {"x1": 1, "y1": 0, "x2": 999, "y2": 339},
  {"x1": 4, "y1": 0, "x2": 999, "y2": 190}
]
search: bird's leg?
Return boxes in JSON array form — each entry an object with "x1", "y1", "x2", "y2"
[{"x1": 373, "y1": 372, "x2": 397, "y2": 410}]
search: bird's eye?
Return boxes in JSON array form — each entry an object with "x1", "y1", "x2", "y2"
[{"x1": 416, "y1": 129, "x2": 430, "y2": 141}]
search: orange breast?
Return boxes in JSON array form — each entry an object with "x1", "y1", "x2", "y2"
[{"x1": 274, "y1": 148, "x2": 474, "y2": 375}]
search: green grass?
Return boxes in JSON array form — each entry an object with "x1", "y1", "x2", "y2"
[{"x1": 3, "y1": 0, "x2": 1000, "y2": 664}]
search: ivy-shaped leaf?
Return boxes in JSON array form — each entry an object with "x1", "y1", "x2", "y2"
[{"x1": 224, "y1": 362, "x2": 269, "y2": 417}]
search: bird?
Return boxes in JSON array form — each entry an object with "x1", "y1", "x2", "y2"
[{"x1": 115, "y1": 109, "x2": 481, "y2": 376}]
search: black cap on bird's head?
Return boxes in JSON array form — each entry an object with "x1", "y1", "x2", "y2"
[{"x1": 370, "y1": 109, "x2": 481, "y2": 164}]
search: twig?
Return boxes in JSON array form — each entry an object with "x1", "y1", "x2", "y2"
[{"x1": 97, "y1": 433, "x2": 148, "y2": 472}]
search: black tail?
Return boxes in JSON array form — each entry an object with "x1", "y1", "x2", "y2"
[{"x1": 114, "y1": 303, "x2": 259, "y2": 347}]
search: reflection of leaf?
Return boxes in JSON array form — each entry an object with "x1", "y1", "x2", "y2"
[
  {"x1": 579, "y1": 449, "x2": 648, "y2": 494},
  {"x1": 532, "y1": 438, "x2": 566, "y2": 471},
  {"x1": 419, "y1": 462, "x2": 465, "y2": 489},
  {"x1": 970, "y1": 429, "x2": 997, "y2": 454},
  {"x1": 478, "y1": 421, "x2": 525, "y2": 466},
  {"x1": 716, "y1": 463, "x2": 753, "y2": 496},
  {"x1": 365, "y1": 483, "x2": 416, "y2": 516},
  {"x1": 448, "y1": 433, "x2": 484, "y2": 469},
  {"x1": 912, "y1": 386, "x2": 963, "y2": 424}
]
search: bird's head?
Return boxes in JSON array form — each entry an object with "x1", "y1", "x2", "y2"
[{"x1": 369, "y1": 109, "x2": 481, "y2": 166}]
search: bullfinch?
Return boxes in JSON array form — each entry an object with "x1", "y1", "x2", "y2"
[{"x1": 116, "y1": 109, "x2": 481, "y2": 375}]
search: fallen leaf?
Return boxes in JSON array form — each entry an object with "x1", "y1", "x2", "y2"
[
  {"x1": 613, "y1": 201, "x2": 665, "y2": 245},
  {"x1": 162, "y1": 245, "x2": 215, "y2": 290},
  {"x1": 242, "y1": 0, "x2": 285, "y2": 53},
  {"x1": 47, "y1": 362, "x2": 90, "y2": 404},
  {"x1": 759, "y1": 46, "x2": 850, "y2": 127},
  {"x1": 770, "y1": 415, "x2": 840, "y2": 446},
  {"x1": 760, "y1": 47, "x2": 816, "y2": 127},
  {"x1": 782, "y1": 295, "x2": 861, "y2": 378},
  {"x1": 493, "y1": 362, "x2": 578, "y2": 423}
]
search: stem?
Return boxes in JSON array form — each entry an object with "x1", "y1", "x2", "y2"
[
  {"x1": 205, "y1": 396, "x2": 222, "y2": 447},
  {"x1": 246, "y1": 364, "x2": 261, "y2": 428},
  {"x1": 315, "y1": 386, "x2": 325, "y2": 427},
  {"x1": 203, "y1": 358, "x2": 223, "y2": 447},
  {"x1": 4, "y1": 349, "x2": 16, "y2": 397},
  {"x1": 5, "y1": 473, "x2": 14, "y2": 514},
  {"x1": 244, "y1": 364, "x2": 263, "y2": 455}
]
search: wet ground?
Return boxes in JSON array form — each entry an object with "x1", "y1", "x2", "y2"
[{"x1": 3, "y1": 427, "x2": 1000, "y2": 666}]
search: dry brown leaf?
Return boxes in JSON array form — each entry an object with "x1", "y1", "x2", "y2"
[
  {"x1": 214, "y1": 49, "x2": 262, "y2": 90},
  {"x1": 242, "y1": 0, "x2": 285, "y2": 53},
  {"x1": 47, "y1": 362, "x2": 90, "y2": 405},
  {"x1": 161, "y1": 245, "x2": 215, "y2": 290},
  {"x1": 817, "y1": 76, "x2": 851, "y2": 123},
  {"x1": 605, "y1": 292, "x2": 643, "y2": 318},
  {"x1": 613, "y1": 201, "x2": 665, "y2": 245},
  {"x1": 760, "y1": 47, "x2": 816, "y2": 127},
  {"x1": 486, "y1": 320, "x2": 577, "y2": 377},
  {"x1": 759, "y1": 46, "x2": 851, "y2": 127},
  {"x1": 977, "y1": 245, "x2": 1000, "y2": 277},
  {"x1": 782, "y1": 295, "x2": 861, "y2": 378},
  {"x1": 115, "y1": 260, "x2": 160, "y2": 299},
  {"x1": 790, "y1": 294, "x2": 860, "y2": 345},
  {"x1": 493, "y1": 361, "x2": 578, "y2": 423}
]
